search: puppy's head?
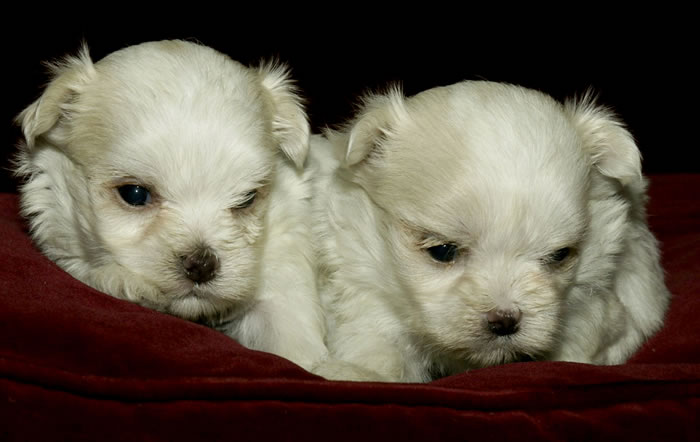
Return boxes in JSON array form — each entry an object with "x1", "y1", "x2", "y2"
[
  {"x1": 337, "y1": 81, "x2": 642, "y2": 368},
  {"x1": 16, "y1": 40, "x2": 309, "y2": 321}
]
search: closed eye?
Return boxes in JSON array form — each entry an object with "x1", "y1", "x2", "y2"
[
  {"x1": 550, "y1": 247, "x2": 570, "y2": 262},
  {"x1": 544, "y1": 247, "x2": 574, "y2": 266},
  {"x1": 233, "y1": 190, "x2": 257, "y2": 210}
]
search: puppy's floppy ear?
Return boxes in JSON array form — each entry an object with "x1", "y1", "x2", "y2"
[
  {"x1": 565, "y1": 92, "x2": 642, "y2": 186},
  {"x1": 258, "y1": 62, "x2": 310, "y2": 169},
  {"x1": 16, "y1": 44, "x2": 96, "y2": 150},
  {"x1": 345, "y1": 87, "x2": 406, "y2": 167}
]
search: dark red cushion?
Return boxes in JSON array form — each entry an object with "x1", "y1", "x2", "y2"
[{"x1": 2, "y1": 175, "x2": 699, "y2": 441}]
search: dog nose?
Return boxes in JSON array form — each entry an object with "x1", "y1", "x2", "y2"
[
  {"x1": 486, "y1": 308, "x2": 521, "y2": 336},
  {"x1": 181, "y1": 247, "x2": 219, "y2": 284}
]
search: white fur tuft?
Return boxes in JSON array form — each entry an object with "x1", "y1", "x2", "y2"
[
  {"x1": 17, "y1": 43, "x2": 95, "y2": 150},
  {"x1": 258, "y1": 61, "x2": 310, "y2": 169},
  {"x1": 564, "y1": 91, "x2": 643, "y2": 187},
  {"x1": 345, "y1": 85, "x2": 407, "y2": 167}
]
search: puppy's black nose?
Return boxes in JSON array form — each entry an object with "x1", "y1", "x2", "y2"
[
  {"x1": 486, "y1": 308, "x2": 521, "y2": 336},
  {"x1": 181, "y1": 247, "x2": 219, "y2": 284}
]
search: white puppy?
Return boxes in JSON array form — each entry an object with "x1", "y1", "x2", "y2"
[
  {"x1": 310, "y1": 81, "x2": 670, "y2": 382},
  {"x1": 15, "y1": 40, "x2": 327, "y2": 371}
]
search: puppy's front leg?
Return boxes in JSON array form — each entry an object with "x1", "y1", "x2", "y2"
[
  {"x1": 223, "y1": 167, "x2": 328, "y2": 371},
  {"x1": 223, "y1": 292, "x2": 326, "y2": 371},
  {"x1": 320, "y1": 322, "x2": 428, "y2": 382},
  {"x1": 311, "y1": 357, "x2": 388, "y2": 382}
]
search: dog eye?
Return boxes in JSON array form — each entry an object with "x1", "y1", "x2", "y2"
[
  {"x1": 427, "y1": 244, "x2": 458, "y2": 263},
  {"x1": 548, "y1": 247, "x2": 572, "y2": 263},
  {"x1": 117, "y1": 185, "x2": 152, "y2": 206},
  {"x1": 234, "y1": 190, "x2": 257, "y2": 209}
]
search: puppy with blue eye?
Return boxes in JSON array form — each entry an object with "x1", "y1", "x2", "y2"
[
  {"x1": 14, "y1": 40, "x2": 327, "y2": 371},
  {"x1": 310, "y1": 82, "x2": 670, "y2": 382}
]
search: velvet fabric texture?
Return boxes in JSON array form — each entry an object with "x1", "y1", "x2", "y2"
[{"x1": 1, "y1": 175, "x2": 699, "y2": 441}]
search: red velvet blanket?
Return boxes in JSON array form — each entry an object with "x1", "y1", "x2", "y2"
[{"x1": 2, "y1": 175, "x2": 699, "y2": 441}]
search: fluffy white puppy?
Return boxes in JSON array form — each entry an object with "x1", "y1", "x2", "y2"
[
  {"x1": 310, "y1": 81, "x2": 670, "y2": 382},
  {"x1": 15, "y1": 40, "x2": 327, "y2": 371}
]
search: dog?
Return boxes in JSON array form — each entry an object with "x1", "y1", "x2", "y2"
[
  {"x1": 14, "y1": 40, "x2": 327, "y2": 371},
  {"x1": 309, "y1": 81, "x2": 670, "y2": 382}
]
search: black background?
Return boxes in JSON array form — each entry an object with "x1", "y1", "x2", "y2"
[{"x1": 2, "y1": 19, "x2": 696, "y2": 193}]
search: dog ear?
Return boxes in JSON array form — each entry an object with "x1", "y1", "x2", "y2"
[
  {"x1": 258, "y1": 63, "x2": 310, "y2": 169},
  {"x1": 345, "y1": 87, "x2": 406, "y2": 167},
  {"x1": 565, "y1": 92, "x2": 642, "y2": 186},
  {"x1": 16, "y1": 44, "x2": 96, "y2": 150}
]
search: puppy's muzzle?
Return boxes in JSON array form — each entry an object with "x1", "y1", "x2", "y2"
[
  {"x1": 181, "y1": 247, "x2": 220, "y2": 284},
  {"x1": 486, "y1": 308, "x2": 521, "y2": 336}
]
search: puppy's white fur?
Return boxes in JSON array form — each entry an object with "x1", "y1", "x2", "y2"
[
  {"x1": 310, "y1": 82, "x2": 670, "y2": 382},
  {"x1": 15, "y1": 40, "x2": 327, "y2": 370}
]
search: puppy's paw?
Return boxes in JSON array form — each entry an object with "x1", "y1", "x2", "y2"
[{"x1": 311, "y1": 357, "x2": 389, "y2": 382}]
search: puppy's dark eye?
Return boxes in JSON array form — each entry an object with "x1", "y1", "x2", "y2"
[
  {"x1": 117, "y1": 185, "x2": 152, "y2": 206},
  {"x1": 427, "y1": 244, "x2": 458, "y2": 263},
  {"x1": 234, "y1": 190, "x2": 257, "y2": 209},
  {"x1": 548, "y1": 247, "x2": 572, "y2": 263}
]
